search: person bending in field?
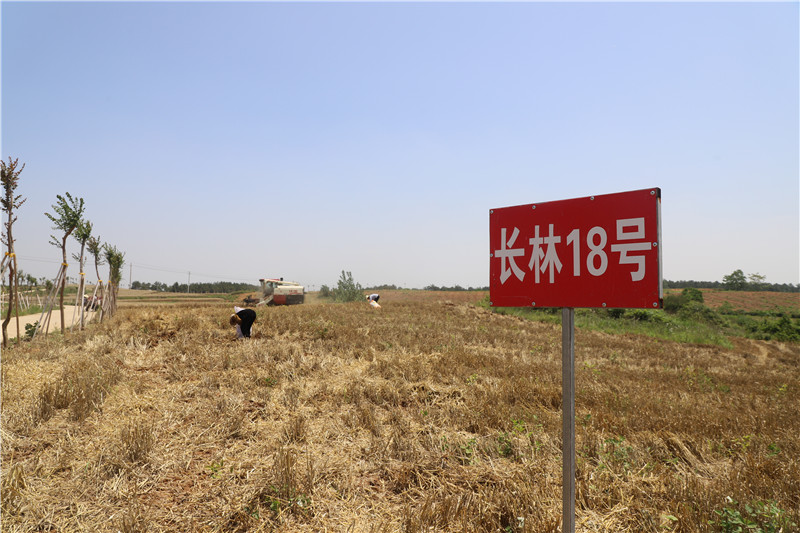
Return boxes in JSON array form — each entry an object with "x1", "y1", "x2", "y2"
[
  {"x1": 366, "y1": 293, "x2": 381, "y2": 308},
  {"x1": 230, "y1": 306, "x2": 257, "y2": 339}
]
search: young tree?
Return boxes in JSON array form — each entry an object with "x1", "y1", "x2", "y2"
[
  {"x1": 332, "y1": 270, "x2": 364, "y2": 303},
  {"x1": 1, "y1": 157, "x2": 26, "y2": 347},
  {"x1": 45, "y1": 192, "x2": 85, "y2": 334},
  {"x1": 748, "y1": 272, "x2": 767, "y2": 291},
  {"x1": 86, "y1": 235, "x2": 105, "y2": 319},
  {"x1": 72, "y1": 219, "x2": 93, "y2": 329},
  {"x1": 319, "y1": 284, "x2": 331, "y2": 298},
  {"x1": 103, "y1": 244, "x2": 125, "y2": 318},
  {"x1": 722, "y1": 269, "x2": 747, "y2": 291}
]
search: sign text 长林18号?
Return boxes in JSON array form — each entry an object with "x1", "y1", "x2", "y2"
[{"x1": 489, "y1": 188, "x2": 662, "y2": 309}]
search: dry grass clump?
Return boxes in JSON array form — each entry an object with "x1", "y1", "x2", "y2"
[
  {"x1": 22, "y1": 351, "x2": 121, "y2": 432},
  {"x1": 1, "y1": 462, "x2": 26, "y2": 516},
  {"x1": 118, "y1": 417, "x2": 156, "y2": 464},
  {"x1": 1, "y1": 295, "x2": 798, "y2": 532}
]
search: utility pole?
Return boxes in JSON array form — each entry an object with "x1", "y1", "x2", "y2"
[{"x1": 129, "y1": 263, "x2": 133, "y2": 289}]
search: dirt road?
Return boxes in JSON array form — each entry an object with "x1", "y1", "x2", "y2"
[{"x1": 4, "y1": 305, "x2": 97, "y2": 340}]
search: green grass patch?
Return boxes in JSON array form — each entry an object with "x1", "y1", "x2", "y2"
[
  {"x1": 709, "y1": 497, "x2": 797, "y2": 533},
  {"x1": 0, "y1": 304, "x2": 44, "y2": 317},
  {"x1": 480, "y1": 297, "x2": 798, "y2": 347}
]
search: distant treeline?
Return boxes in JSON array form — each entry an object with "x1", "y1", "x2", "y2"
[
  {"x1": 128, "y1": 278, "x2": 798, "y2": 295},
  {"x1": 663, "y1": 280, "x2": 799, "y2": 293},
  {"x1": 362, "y1": 284, "x2": 404, "y2": 291},
  {"x1": 130, "y1": 281, "x2": 259, "y2": 294},
  {"x1": 418, "y1": 281, "x2": 796, "y2": 293},
  {"x1": 364, "y1": 284, "x2": 489, "y2": 291},
  {"x1": 422, "y1": 284, "x2": 489, "y2": 291}
]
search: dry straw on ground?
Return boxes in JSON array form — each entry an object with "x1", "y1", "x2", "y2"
[{"x1": 1, "y1": 292, "x2": 798, "y2": 532}]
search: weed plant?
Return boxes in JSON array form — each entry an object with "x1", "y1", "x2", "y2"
[{"x1": 1, "y1": 295, "x2": 797, "y2": 532}]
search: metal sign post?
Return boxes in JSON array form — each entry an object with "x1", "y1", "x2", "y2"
[
  {"x1": 489, "y1": 187, "x2": 662, "y2": 533},
  {"x1": 562, "y1": 307, "x2": 575, "y2": 533}
]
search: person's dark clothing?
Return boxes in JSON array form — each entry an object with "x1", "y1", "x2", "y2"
[{"x1": 237, "y1": 308, "x2": 257, "y2": 338}]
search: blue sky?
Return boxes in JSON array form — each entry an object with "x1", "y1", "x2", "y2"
[{"x1": 2, "y1": 1, "x2": 798, "y2": 290}]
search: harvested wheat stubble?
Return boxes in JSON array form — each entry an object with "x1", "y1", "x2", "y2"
[{"x1": 1, "y1": 295, "x2": 798, "y2": 532}]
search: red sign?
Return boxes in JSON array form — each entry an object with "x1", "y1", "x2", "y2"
[{"x1": 490, "y1": 188, "x2": 662, "y2": 309}]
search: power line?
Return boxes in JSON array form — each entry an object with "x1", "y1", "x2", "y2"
[
  {"x1": 16, "y1": 256, "x2": 257, "y2": 284},
  {"x1": 15, "y1": 255, "x2": 63, "y2": 265},
  {"x1": 133, "y1": 263, "x2": 190, "y2": 275},
  {"x1": 131, "y1": 263, "x2": 256, "y2": 284}
]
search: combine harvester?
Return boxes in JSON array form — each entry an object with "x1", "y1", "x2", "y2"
[{"x1": 258, "y1": 278, "x2": 305, "y2": 305}]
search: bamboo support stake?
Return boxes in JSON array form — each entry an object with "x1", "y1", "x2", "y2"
[
  {"x1": 96, "y1": 280, "x2": 105, "y2": 323},
  {"x1": 13, "y1": 254, "x2": 20, "y2": 340},
  {"x1": 32, "y1": 265, "x2": 65, "y2": 340},
  {"x1": 70, "y1": 274, "x2": 81, "y2": 332},
  {"x1": 79, "y1": 272, "x2": 85, "y2": 329}
]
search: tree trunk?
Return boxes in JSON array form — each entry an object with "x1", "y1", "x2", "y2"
[
  {"x1": 94, "y1": 258, "x2": 103, "y2": 322},
  {"x1": 78, "y1": 242, "x2": 86, "y2": 330},
  {"x1": 59, "y1": 238, "x2": 68, "y2": 334},
  {"x1": 2, "y1": 209, "x2": 18, "y2": 346},
  {"x1": 2, "y1": 260, "x2": 13, "y2": 348}
]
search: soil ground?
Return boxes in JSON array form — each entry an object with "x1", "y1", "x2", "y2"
[{"x1": 5, "y1": 305, "x2": 96, "y2": 340}]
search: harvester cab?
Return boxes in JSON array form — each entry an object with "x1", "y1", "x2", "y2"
[{"x1": 259, "y1": 278, "x2": 305, "y2": 305}]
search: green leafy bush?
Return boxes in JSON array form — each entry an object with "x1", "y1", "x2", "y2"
[
  {"x1": 678, "y1": 301, "x2": 726, "y2": 327},
  {"x1": 628, "y1": 309, "x2": 665, "y2": 323},
  {"x1": 757, "y1": 315, "x2": 800, "y2": 342},
  {"x1": 331, "y1": 271, "x2": 364, "y2": 303},
  {"x1": 727, "y1": 314, "x2": 800, "y2": 342},
  {"x1": 663, "y1": 293, "x2": 687, "y2": 313},
  {"x1": 664, "y1": 288, "x2": 704, "y2": 314},
  {"x1": 709, "y1": 497, "x2": 796, "y2": 533},
  {"x1": 682, "y1": 287, "x2": 704, "y2": 303},
  {"x1": 605, "y1": 308, "x2": 625, "y2": 319},
  {"x1": 24, "y1": 321, "x2": 38, "y2": 340}
]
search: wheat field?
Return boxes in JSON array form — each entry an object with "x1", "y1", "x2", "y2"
[{"x1": 1, "y1": 292, "x2": 798, "y2": 532}]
